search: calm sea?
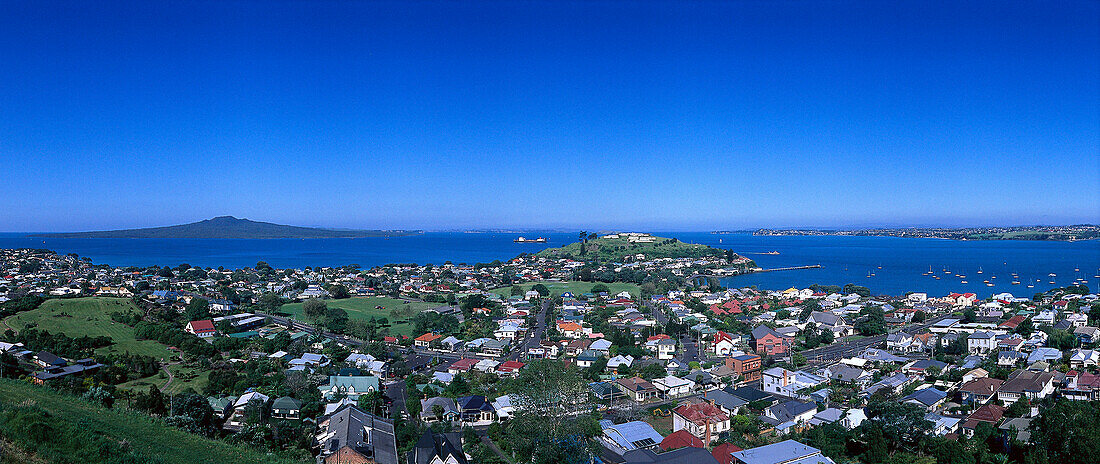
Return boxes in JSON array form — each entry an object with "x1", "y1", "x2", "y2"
[{"x1": 1, "y1": 232, "x2": 1097, "y2": 298}]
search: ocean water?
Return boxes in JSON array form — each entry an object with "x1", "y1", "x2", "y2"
[{"x1": 1, "y1": 232, "x2": 1097, "y2": 298}]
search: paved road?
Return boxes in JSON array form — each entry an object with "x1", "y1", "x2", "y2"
[
  {"x1": 507, "y1": 298, "x2": 550, "y2": 361},
  {"x1": 801, "y1": 314, "x2": 951, "y2": 365}
]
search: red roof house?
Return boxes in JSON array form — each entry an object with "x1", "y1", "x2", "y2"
[{"x1": 185, "y1": 319, "x2": 216, "y2": 338}]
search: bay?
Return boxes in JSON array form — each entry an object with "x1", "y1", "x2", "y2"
[{"x1": 1, "y1": 232, "x2": 1096, "y2": 298}]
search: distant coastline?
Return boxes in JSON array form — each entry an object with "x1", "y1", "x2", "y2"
[
  {"x1": 751, "y1": 225, "x2": 1100, "y2": 241},
  {"x1": 29, "y1": 216, "x2": 421, "y2": 239}
]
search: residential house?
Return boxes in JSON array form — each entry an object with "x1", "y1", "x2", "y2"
[
  {"x1": 762, "y1": 368, "x2": 827, "y2": 399},
  {"x1": 958, "y1": 378, "x2": 1003, "y2": 405},
  {"x1": 902, "y1": 388, "x2": 948, "y2": 411},
  {"x1": 318, "y1": 375, "x2": 380, "y2": 400},
  {"x1": 409, "y1": 430, "x2": 467, "y2": 464},
  {"x1": 730, "y1": 440, "x2": 836, "y2": 464},
  {"x1": 455, "y1": 395, "x2": 495, "y2": 423},
  {"x1": 615, "y1": 376, "x2": 658, "y2": 402},
  {"x1": 271, "y1": 396, "x2": 302, "y2": 420},
  {"x1": 998, "y1": 370, "x2": 1057, "y2": 404},
  {"x1": 961, "y1": 404, "x2": 1006, "y2": 437},
  {"x1": 599, "y1": 420, "x2": 664, "y2": 454},
  {"x1": 225, "y1": 391, "x2": 270, "y2": 430},
  {"x1": 420, "y1": 397, "x2": 460, "y2": 423},
  {"x1": 315, "y1": 405, "x2": 398, "y2": 464},
  {"x1": 415, "y1": 333, "x2": 443, "y2": 348},
  {"x1": 672, "y1": 402, "x2": 730, "y2": 446},
  {"x1": 185, "y1": 319, "x2": 217, "y2": 338},
  {"x1": 653, "y1": 376, "x2": 695, "y2": 398},
  {"x1": 968, "y1": 331, "x2": 997, "y2": 354}
]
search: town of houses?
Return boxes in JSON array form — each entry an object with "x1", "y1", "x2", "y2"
[{"x1": 0, "y1": 247, "x2": 1098, "y2": 464}]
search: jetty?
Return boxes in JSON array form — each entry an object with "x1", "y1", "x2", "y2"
[{"x1": 757, "y1": 264, "x2": 822, "y2": 272}]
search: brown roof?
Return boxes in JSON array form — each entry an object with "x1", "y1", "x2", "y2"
[
  {"x1": 614, "y1": 376, "x2": 655, "y2": 392},
  {"x1": 959, "y1": 378, "x2": 1004, "y2": 396},
  {"x1": 967, "y1": 404, "x2": 1006, "y2": 424},
  {"x1": 673, "y1": 402, "x2": 729, "y2": 426}
]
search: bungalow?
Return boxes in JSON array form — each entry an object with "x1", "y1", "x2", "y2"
[
  {"x1": 414, "y1": 333, "x2": 443, "y2": 348},
  {"x1": 653, "y1": 375, "x2": 695, "y2": 398},
  {"x1": 420, "y1": 397, "x2": 460, "y2": 423},
  {"x1": 606, "y1": 355, "x2": 635, "y2": 371},
  {"x1": 225, "y1": 391, "x2": 270, "y2": 430},
  {"x1": 615, "y1": 376, "x2": 659, "y2": 402},
  {"x1": 1069, "y1": 349, "x2": 1100, "y2": 369},
  {"x1": 271, "y1": 396, "x2": 302, "y2": 420},
  {"x1": 447, "y1": 358, "x2": 479, "y2": 375},
  {"x1": 961, "y1": 404, "x2": 1005, "y2": 437},
  {"x1": 557, "y1": 321, "x2": 585, "y2": 339},
  {"x1": 599, "y1": 420, "x2": 664, "y2": 454},
  {"x1": 902, "y1": 388, "x2": 948, "y2": 411},
  {"x1": 729, "y1": 440, "x2": 834, "y2": 464},
  {"x1": 496, "y1": 360, "x2": 525, "y2": 377}
]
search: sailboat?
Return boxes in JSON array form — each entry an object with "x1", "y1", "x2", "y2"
[{"x1": 977, "y1": 267, "x2": 983, "y2": 274}]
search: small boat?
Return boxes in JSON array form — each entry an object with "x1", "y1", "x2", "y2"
[
  {"x1": 1012, "y1": 281, "x2": 1020, "y2": 285},
  {"x1": 986, "y1": 283, "x2": 994, "y2": 287},
  {"x1": 1049, "y1": 273, "x2": 1057, "y2": 277},
  {"x1": 957, "y1": 274, "x2": 966, "y2": 278},
  {"x1": 1027, "y1": 284, "x2": 1034, "y2": 288},
  {"x1": 983, "y1": 280, "x2": 990, "y2": 284},
  {"x1": 961, "y1": 280, "x2": 968, "y2": 284},
  {"x1": 977, "y1": 267, "x2": 983, "y2": 274},
  {"x1": 1049, "y1": 281, "x2": 1056, "y2": 284}
]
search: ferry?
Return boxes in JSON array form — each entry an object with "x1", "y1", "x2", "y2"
[{"x1": 513, "y1": 237, "x2": 548, "y2": 243}]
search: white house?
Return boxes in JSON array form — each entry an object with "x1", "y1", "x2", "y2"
[
  {"x1": 653, "y1": 376, "x2": 695, "y2": 398},
  {"x1": 968, "y1": 331, "x2": 997, "y2": 354}
]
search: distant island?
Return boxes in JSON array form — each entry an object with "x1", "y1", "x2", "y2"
[
  {"x1": 30, "y1": 216, "x2": 421, "y2": 239},
  {"x1": 536, "y1": 232, "x2": 755, "y2": 267},
  {"x1": 753, "y1": 224, "x2": 1100, "y2": 241}
]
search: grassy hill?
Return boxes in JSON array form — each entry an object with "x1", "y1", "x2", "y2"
[
  {"x1": 0, "y1": 379, "x2": 309, "y2": 464},
  {"x1": 536, "y1": 234, "x2": 726, "y2": 261},
  {"x1": 490, "y1": 281, "x2": 641, "y2": 299},
  {"x1": 5, "y1": 297, "x2": 174, "y2": 360},
  {"x1": 32, "y1": 215, "x2": 419, "y2": 239},
  {"x1": 280, "y1": 296, "x2": 437, "y2": 336}
]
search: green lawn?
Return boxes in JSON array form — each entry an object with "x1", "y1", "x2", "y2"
[
  {"x1": 5, "y1": 297, "x2": 175, "y2": 360},
  {"x1": 0, "y1": 379, "x2": 309, "y2": 464},
  {"x1": 490, "y1": 281, "x2": 641, "y2": 300},
  {"x1": 280, "y1": 296, "x2": 439, "y2": 336}
]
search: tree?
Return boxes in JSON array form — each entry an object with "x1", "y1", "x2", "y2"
[
  {"x1": 861, "y1": 423, "x2": 888, "y2": 464},
  {"x1": 865, "y1": 400, "x2": 932, "y2": 447},
  {"x1": 913, "y1": 310, "x2": 927, "y2": 323},
  {"x1": 324, "y1": 307, "x2": 349, "y2": 333},
  {"x1": 856, "y1": 306, "x2": 886, "y2": 335},
  {"x1": 327, "y1": 284, "x2": 349, "y2": 299},
  {"x1": 257, "y1": 292, "x2": 287, "y2": 313},
  {"x1": 531, "y1": 284, "x2": 550, "y2": 297},
  {"x1": 184, "y1": 298, "x2": 210, "y2": 321},
  {"x1": 510, "y1": 285, "x2": 524, "y2": 296},
  {"x1": 303, "y1": 298, "x2": 327, "y2": 321},
  {"x1": 511, "y1": 360, "x2": 589, "y2": 441},
  {"x1": 591, "y1": 283, "x2": 610, "y2": 294},
  {"x1": 1028, "y1": 399, "x2": 1100, "y2": 464}
]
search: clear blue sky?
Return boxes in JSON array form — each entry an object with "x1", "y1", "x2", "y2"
[{"x1": 2, "y1": 1, "x2": 1097, "y2": 232}]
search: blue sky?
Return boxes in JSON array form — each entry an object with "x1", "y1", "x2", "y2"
[{"x1": 1, "y1": 1, "x2": 1097, "y2": 232}]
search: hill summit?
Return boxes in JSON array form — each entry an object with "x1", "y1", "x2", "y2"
[{"x1": 32, "y1": 216, "x2": 419, "y2": 239}]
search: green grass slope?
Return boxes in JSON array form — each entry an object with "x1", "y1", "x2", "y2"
[
  {"x1": 280, "y1": 296, "x2": 437, "y2": 336},
  {"x1": 0, "y1": 379, "x2": 308, "y2": 464},
  {"x1": 490, "y1": 281, "x2": 641, "y2": 299},
  {"x1": 6, "y1": 297, "x2": 174, "y2": 360},
  {"x1": 536, "y1": 235, "x2": 724, "y2": 261}
]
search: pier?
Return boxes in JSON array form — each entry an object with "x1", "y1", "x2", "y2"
[{"x1": 757, "y1": 264, "x2": 822, "y2": 272}]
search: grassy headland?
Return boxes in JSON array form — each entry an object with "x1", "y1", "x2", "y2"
[{"x1": 536, "y1": 234, "x2": 727, "y2": 261}]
